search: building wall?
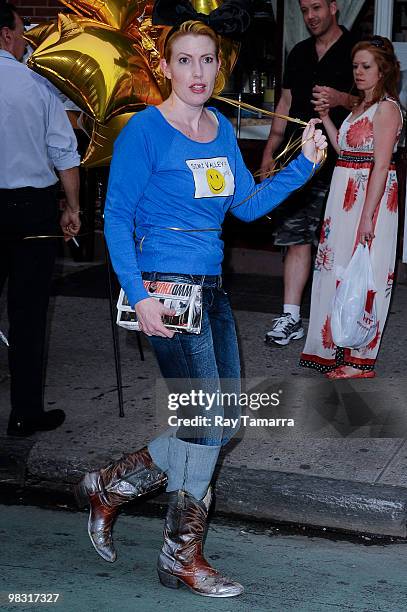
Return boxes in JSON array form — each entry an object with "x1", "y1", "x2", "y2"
[{"x1": 16, "y1": 0, "x2": 62, "y2": 22}]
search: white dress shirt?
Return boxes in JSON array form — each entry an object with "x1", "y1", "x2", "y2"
[{"x1": 0, "y1": 50, "x2": 80, "y2": 189}]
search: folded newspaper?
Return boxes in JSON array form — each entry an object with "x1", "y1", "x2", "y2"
[{"x1": 116, "y1": 280, "x2": 203, "y2": 334}]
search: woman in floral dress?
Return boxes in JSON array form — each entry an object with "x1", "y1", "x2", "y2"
[{"x1": 300, "y1": 37, "x2": 403, "y2": 379}]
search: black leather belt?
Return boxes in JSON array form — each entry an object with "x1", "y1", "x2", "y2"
[{"x1": 0, "y1": 184, "x2": 57, "y2": 195}]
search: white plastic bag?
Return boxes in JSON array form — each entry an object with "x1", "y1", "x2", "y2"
[{"x1": 331, "y1": 243, "x2": 377, "y2": 349}]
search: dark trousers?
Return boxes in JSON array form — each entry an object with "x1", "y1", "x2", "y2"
[{"x1": 0, "y1": 185, "x2": 58, "y2": 419}]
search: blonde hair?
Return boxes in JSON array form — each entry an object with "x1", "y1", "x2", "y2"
[{"x1": 164, "y1": 20, "x2": 221, "y2": 61}]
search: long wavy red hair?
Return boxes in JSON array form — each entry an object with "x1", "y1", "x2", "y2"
[{"x1": 352, "y1": 37, "x2": 400, "y2": 108}]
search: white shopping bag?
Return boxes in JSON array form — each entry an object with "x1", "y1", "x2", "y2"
[{"x1": 331, "y1": 243, "x2": 377, "y2": 349}]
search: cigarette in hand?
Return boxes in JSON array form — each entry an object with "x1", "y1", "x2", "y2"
[{"x1": 0, "y1": 329, "x2": 9, "y2": 347}]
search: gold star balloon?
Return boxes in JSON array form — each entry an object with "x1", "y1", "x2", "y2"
[
  {"x1": 80, "y1": 112, "x2": 136, "y2": 167},
  {"x1": 27, "y1": 14, "x2": 162, "y2": 124},
  {"x1": 59, "y1": 0, "x2": 151, "y2": 31},
  {"x1": 27, "y1": 0, "x2": 240, "y2": 166},
  {"x1": 24, "y1": 21, "x2": 59, "y2": 49}
]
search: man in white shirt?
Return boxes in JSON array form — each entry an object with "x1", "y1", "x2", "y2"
[{"x1": 0, "y1": 2, "x2": 81, "y2": 436}]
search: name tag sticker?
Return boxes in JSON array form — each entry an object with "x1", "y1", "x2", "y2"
[{"x1": 186, "y1": 157, "x2": 235, "y2": 198}]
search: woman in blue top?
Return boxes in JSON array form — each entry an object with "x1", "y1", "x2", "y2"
[{"x1": 75, "y1": 9, "x2": 327, "y2": 598}]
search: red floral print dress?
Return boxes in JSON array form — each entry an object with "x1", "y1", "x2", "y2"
[{"x1": 300, "y1": 98, "x2": 402, "y2": 373}]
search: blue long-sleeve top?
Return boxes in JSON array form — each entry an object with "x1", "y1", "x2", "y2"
[{"x1": 105, "y1": 106, "x2": 317, "y2": 306}]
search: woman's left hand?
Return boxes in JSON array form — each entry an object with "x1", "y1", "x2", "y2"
[
  {"x1": 357, "y1": 213, "x2": 375, "y2": 245},
  {"x1": 302, "y1": 118, "x2": 328, "y2": 164}
]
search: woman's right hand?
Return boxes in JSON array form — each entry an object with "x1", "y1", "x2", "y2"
[
  {"x1": 311, "y1": 93, "x2": 329, "y2": 118},
  {"x1": 135, "y1": 297, "x2": 175, "y2": 338},
  {"x1": 318, "y1": 108, "x2": 330, "y2": 119},
  {"x1": 301, "y1": 119, "x2": 327, "y2": 164}
]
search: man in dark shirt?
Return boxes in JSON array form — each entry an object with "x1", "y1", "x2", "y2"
[{"x1": 261, "y1": 0, "x2": 356, "y2": 346}]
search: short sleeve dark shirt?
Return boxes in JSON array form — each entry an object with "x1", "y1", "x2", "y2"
[{"x1": 282, "y1": 27, "x2": 356, "y2": 179}]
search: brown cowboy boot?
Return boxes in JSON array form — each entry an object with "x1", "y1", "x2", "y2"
[
  {"x1": 74, "y1": 446, "x2": 167, "y2": 563},
  {"x1": 157, "y1": 487, "x2": 244, "y2": 597}
]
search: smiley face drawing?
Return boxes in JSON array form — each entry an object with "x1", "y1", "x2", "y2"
[{"x1": 206, "y1": 168, "x2": 226, "y2": 194}]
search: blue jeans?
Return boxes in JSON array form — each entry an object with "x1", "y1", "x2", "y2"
[
  {"x1": 145, "y1": 272, "x2": 241, "y2": 445},
  {"x1": 144, "y1": 272, "x2": 241, "y2": 499}
]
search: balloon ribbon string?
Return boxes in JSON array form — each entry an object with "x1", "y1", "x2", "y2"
[
  {"x1": 230, "y1": 134, "x2": 327, "y2": 212},
  {"x1": 21, "y1": 95, "x2": 326, "y2": 236},
  {"x1": 212, "y1": 94, "x2": 327, "y2": 210},
  {"x1": 21, "y1": 233, "x2": 91, "y2": 240},
  {"x1": 213, "y1": 94, "x2": 308, "y2": 126}
]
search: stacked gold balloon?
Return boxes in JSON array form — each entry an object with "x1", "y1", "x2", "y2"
[{"x1": 25, "y1": 0, "x2": 239, "y2": 167}]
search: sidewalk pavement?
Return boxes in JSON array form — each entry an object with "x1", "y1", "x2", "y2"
[{"x1": 1, "y1": 257, "x2": 407, "y2": 537}]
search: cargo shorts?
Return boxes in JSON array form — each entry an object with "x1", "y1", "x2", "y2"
[{"x1": 272, "y1": 178, "x2": 330, "y2": 247}]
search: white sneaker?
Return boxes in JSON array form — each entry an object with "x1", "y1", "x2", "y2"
[{"x1": 265, "y1": 313, "x2": 304, "y2": 346}]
